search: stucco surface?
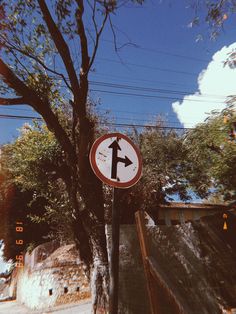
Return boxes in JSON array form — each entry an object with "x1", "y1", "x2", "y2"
[{"x1": 107, "y1": 210, "x2": 236, "y2": 314}]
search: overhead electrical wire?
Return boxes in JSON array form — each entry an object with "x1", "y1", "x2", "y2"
[
  {"x1": 0, "y1": 107, "x2": 35, "y2": 113},
  {"x1": 95, "y1": 108, "x2": 215, "y2": 119},
  {"x1": 0, "y1": 113, "x2": 192, "y2": 130},
  {"x1": 0, "y1": 110, "x2": 203, "y2": 127},
  {"x1": 28, "y1": 68, "x2": 222, "y2": 100},
  {"x1": 100, "y1": 38, "x2": 209, "y2": 63},
  {"x1": 96, "y1": 57, "x2": 198, "y2": 76},
  {"x1": 90, "y1": 72, "x2": 196, "y2": 89},
  {"x1": 36, "y1": 70, "x2": 228, "y2": 101},
  {"x1": 0, "y1": 106, "x2": 225, "y2": 121},
  {"x1": 105, "y1": 122, "x2": 193, "y2": 130},
  {"x1": 0, "y1": 100, "x2": 223, "y2": 121},
  {"x1": 0, "y1": 113, "x2": 231, "y2": 133},
  {"x1": 89, "y1": 80, "x2": 227, "y2": 100},
  {"x1": 0, "y1": 114, "x2": 42, "y2": 121},
  {"x1": 76, "y1": 30, "x2": 209, "y2": 63},
  {"x1": 113, "y1": 116, "x2": 194, "y2": 125},
  {"x1": 0, "y1": 50, "x2": 230, "y2": 128},
  {"x1": 90, "y1": 88, "x2": 224, "y2": 104},
  {"x1": 1, "y1": 29, "x2": 231, "y2": 137}
]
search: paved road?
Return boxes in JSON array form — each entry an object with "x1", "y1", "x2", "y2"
[{"x1": 0, "y1": 300, "x2": 92, "y2": 314}]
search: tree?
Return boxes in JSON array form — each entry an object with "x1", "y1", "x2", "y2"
[
  {"x1": 0, "y1": 174, "x2": 50, "y2": 262},
  {"x1": 0, "y1": 122, "x2": 72, "y2": 257},
  {"x1": 188, "y1": 0, "x2": 236, "y2": 40},
  {"x1": 186, "y1": 1, "x2": 236, "y2": 199},
  {"x1": 103, "y1": 124, "x2": 202, "y2": 225},
  {"x1": 1, "y1": 121, "x2": 196, "y2": 239},
  {"x1": 184, "y1": 107, "x2": 236, "y2": 202},
  {"x1": 0, "y1": 1, "x2": 144, "y2": 311},
  {"x1": 138, "y1": 126, "x2": 192, "y2": 203}
]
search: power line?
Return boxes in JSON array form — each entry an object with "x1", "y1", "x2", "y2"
[
  {"x1": 97, "y1": 57, "x2": 198, "y2": 76},
  {"x1": 84, "y1": 29, "x2": 209, "y2": 63},
  {"x1": 101, "y1": 38, "x2": 209, "y2": 63},
  {"x1": 90, "y1": 72, "x2": 196, "y2": 89},
  {"x1": 0, "y1": 113, "x2": 231, "y2": 132},
  {"x1": 0, "y1": 113, "x2": 191, "y2": 130},
  {"x1": 0, "y1": 114, "x2": 42, "y2": 121},
  {"x1": 114, "y1": 116, "x2": 194, "y2": 126},
  {"x1": 0, "y1": 106, "x2": 185, "y2": 119},
  {"x1": 0, "y1": 107, "x2": 35, "y2": 113},
  {"x1": 89, "y1": 80, "x2": 227, "y2": 100},
  {"x1": 54, "y1": 76, "x2": 228, "y2": 101},
  {"x1": 0, "y1": 99, "x2": 226, "y2": 119},
  {"x1": 0, "y1": 110, "x2": 205, "y2": 126},
  {"x1": 45, "y1": 69, "x2": 228, "y2": 100},
  {"x1": 0, "y1": 107, "x2": 218, "y2": 126},
  {"x1": 104, "y1": 122, "x2": 193, "y2": 130},
  {"x1": 95, "y1": 108, "x2": 216, "y2": 119},
  {"x1": 90, "y1": 88, "x2": 224, "y2": 104}
]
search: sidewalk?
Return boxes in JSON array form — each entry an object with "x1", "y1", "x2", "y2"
[
  {"x1": 43, "y1": 300, "x2": 92, "y2": 314},
  {"x1": 0, "y1": 300, "x2": 92, "y2": 314}
]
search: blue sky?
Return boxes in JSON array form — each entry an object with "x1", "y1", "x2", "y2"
[{"x1": 1, "y1": 1, "x2": 236, "y2": 143}]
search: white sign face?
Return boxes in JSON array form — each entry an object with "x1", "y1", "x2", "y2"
[{"x1": 90, "y1": 133, "x2": 142, "y2": 188}]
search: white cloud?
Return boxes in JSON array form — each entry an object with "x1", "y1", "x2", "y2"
[{"x1": 172, "y1": 43, "x2": 236, "y2": 128}]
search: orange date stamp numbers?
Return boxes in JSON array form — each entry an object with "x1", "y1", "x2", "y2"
[{"x1": 15, "y1": 222, "x2": 24, "y2": 268}]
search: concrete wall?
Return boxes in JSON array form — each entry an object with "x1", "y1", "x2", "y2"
[
  {"x1": 106, "y1": 225, "x2": 150, "y2": 314},
  {"x1": 106, "y1": 212, "x2": 236, "y2": 314},
  {"x1": 14, "y1": 211, "x2": 235, "y2": 313}
]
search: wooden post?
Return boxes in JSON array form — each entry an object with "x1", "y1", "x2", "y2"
[
  {"x1": 147, "y1": 256, "x2": 187, "y2": 314},
  {"x1": 109, "y1": 188, "x2": 120, "y2": 314},
  {"x1": 135, "y1": 211, "x2": 160, "y2": 314}
]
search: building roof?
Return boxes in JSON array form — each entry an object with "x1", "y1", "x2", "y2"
[{"x1": 156, "y1": 201, "x2": 229, "y2": 210}]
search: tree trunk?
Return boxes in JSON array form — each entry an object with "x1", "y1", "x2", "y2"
[
  {"x1": 73, "y1": 117, "x2": 110, "y2": 312},
  {"x1": 90, "y1": 236, "x2": 109, "y2": 314},
  {"x1": 72, "y1": 180, "x2": 110, "y2": 313}
]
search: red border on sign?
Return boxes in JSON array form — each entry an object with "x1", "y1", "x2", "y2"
[{"x1": 89, "y1": 133, "x2": 142, "y2": 189}]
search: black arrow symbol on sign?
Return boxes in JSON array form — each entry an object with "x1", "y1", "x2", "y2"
[{"x1": 108, "y1": 140, "x2": 133, "y2": 180}]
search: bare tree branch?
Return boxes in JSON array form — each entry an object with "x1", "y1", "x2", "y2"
[
  {"x1": 73, "y1": 0, "x2": 90, "y2": 118},
  {"x1": 88, "y1": 7, "x2": 109, "y2": 73},
  {"x1": 0, "y1": 59, "x2": 35, "y2": 101},
  {"x1": 8, "y1": 46, "x2": 33, "y2": 81},
  {"x1": 109, "y1": 15, "x2": 119, "y2": 52},
  {"x1": 0, "y1": 97, "x2": 26, "y2": 105},
  {"x1": 2, "y1": 38, "x2": 72, "y2": 92},
  {"x1": 38, "y1": 0, "x2": 80, "y2": 102},
  {"x1": 0, "y1": 58, "x2": 76, "y2": 163},
  {"x1": 75, "y1": 0, "x2": 90, "y2": 77},
  {"x1": 86, "y1": 27, "x2": 96, "y2": 47},
  {"x1": 74, "y1": 0, "x2": 109, "y2": 121},
  {"x1": 108, "y1": 15, "x2": 131, "y2": 69},
  {"x1": 91, "y1": 0, "x2": 98, "y2": 35},
  {"x1": 116, "y1": 0, "x2": 130, "y2": 9}
]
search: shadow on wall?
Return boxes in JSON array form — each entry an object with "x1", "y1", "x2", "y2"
[{"x1": 106, "y1": 209, "x2": 236, "y2": 314}]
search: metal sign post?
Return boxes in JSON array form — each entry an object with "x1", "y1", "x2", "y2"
[
  {"x1": 90, "y1": 133, "x2": 142, "y2": 314},
  {"x1": 109, "y1": 187, "x2": 120, "y2": 314}
]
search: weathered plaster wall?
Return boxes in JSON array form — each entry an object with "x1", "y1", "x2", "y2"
[
  {"x1": 146, "y1": 211, "x2": 236, "y2": 313},
  {"x1": 107, "y1": 211, "x2": 236, "y2": 314},
  {"x1": 16, "y1": 243, "x2": 90, "y2": 310},
  {"x1": 8, "y1": 211, "x2": 236, "y2": 313},
  {"x1": 106, "y1": 225, "x2": 150, "y2": 314}
]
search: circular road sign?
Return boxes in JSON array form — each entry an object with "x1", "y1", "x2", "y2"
[{"x1": 89, "y1": 133, "x2": 142, "y2": 188}]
